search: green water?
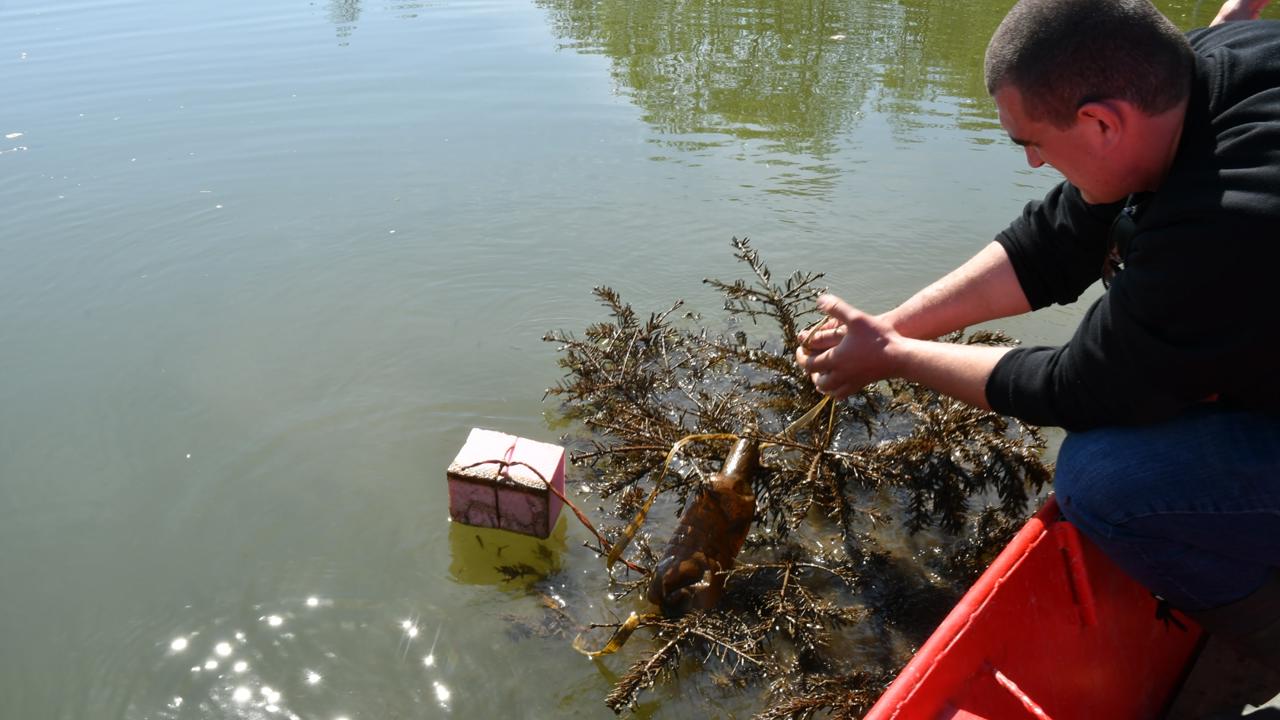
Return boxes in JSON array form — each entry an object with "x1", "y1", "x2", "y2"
[{"x1": 1, "y1": 0, "x2": 1255, "y2": 717}]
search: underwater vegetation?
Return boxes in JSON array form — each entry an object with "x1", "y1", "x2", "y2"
[{"x1": 536, "y1": 238, "x2": 1051, "y2": 717}]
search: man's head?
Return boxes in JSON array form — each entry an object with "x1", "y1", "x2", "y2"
[
  {"x1": 985, "y1": 0, "x2": 1194, "y2": 202},
  {"x1": 985, "y1": 0, "x2": 1193, "y2": 128}
]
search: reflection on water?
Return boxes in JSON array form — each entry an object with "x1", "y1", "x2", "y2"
[
  {"x1": 535, "y1": 0, "x2": 1238, "y2": 198},
  {"x1": 147, "y1": 597, "x2": 455, "y2": 719},
  {"x1": 327, "y1": 0, "x2": 439, "y2": 44},
  {"x1": 329, "y1": 0, "x2": 361, "y2": 45},
  {"x1": 1, "y1": 130, "x2": 28, "y2": 155},
  {"x1": 536, "y1": 0, "x2": 1019, "y2": 162},
  {"x1": 447, "y1": 516, "x2": 568, "y2": 586},
  {"x1": 531, "y1": 0, "x2": 1034, "y2": 203},
  {"x1": 539, "y1": 0, "x2": 876, "y2": 155},
  {"x1": 537, "y1": 0, "x2": 878, "y2": 199},
  {"x1": 130, "y1": 521, "x2": 569, "y2": 718}
]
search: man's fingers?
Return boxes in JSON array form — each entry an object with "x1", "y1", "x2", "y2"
[
  {"x1": 796, "y1": 327, "x2": 843, "y2": 371},
  {"x1": 802, "y1": 325, "x2": 845, "y2": 351},
  {"x1": 817, "y1": 293, "x2": 862, "y2": 325},
  {"x1": 799, "y1": 317, "x2": 840, "y2": 347},
  {"x1": 811, "y1": 371, "x2": 840, "y2": 396},
  {"x1": 811, "y1": 372, "x2": 856, "y2": 400},
  {"x1": 803, "y1": 346, "x2": 840, "y2": 374}
]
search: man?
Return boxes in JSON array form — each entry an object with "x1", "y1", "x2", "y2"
[{"x1": 796, "y1": 0, "x2": 1280, "y2": 664}]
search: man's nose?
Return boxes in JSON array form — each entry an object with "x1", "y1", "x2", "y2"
[{"x1": 1024, "y1": 146, "x2": 1045, "y2": 168}]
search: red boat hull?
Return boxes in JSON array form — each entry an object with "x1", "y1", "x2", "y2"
[{"x1": 865, "y1": 497, "x2": 1203, "y2": 720}]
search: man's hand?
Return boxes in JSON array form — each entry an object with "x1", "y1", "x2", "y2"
[
  {"x1": 795, "y1": 242, "x2": 1029, "y2": 407},
  {"x1": 796, "y1": 294, "x2": 901, "y2": 399},
  {"x1": 1212, "y1": 0, "x2": 1271, "y2": 25},
  {"x1": 797, "y1": 293, "x2": 1013, "y2": 410}
]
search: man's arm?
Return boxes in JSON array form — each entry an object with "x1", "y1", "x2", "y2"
[
  {"x1": 880, "y1": 241, "x2": 1031, "y2": 340},
  {"x1": 1212, "y1": 0, "x2": 1271, "y2": 25},
  {"x1": 802, "y1": 240, "x2": 1029, "y2": 353},
  {"x1": 796, "y1": 242, "x2": 1030, "y2": 409}
]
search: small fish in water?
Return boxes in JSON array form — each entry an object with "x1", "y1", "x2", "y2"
[{"x1": 646, "y1": 437, "x2": 759, "y2": 615}]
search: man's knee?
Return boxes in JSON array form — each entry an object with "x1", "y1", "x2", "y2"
[{"x1": 1054, "y1": 429, "x2": 1131, "y2": 529}]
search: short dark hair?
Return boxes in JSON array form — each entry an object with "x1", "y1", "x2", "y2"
[{"x1": 984, "y1": 0, "x2": 1193, "y2": 128}]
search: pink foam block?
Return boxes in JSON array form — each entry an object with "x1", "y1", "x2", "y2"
[{"x1": 446, "y1": 428, "x2": 565, "y2": 539}]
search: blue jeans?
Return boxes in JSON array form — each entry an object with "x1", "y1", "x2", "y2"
[{"x1": 1055, "y1": 407, "x2": 1280, "y2": 611}]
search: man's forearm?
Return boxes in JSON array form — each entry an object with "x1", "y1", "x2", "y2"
[
  {"x1": 880, "y1": 241, "x2": 1032, "y2": 340},
  {"x1": 1212, "y1": 0, "x2": 1271, "y2": 24},
  {"x1": 889, "y1": 337, "x2": 1013, "y2": 410}
]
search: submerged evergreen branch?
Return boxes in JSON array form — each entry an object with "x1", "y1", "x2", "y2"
[{"x1": 541, "y1": 238, "x2": 1050, "y2": 716}]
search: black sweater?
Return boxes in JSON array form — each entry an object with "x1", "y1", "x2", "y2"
[{"x1": 986, "y1": 21, "x2": 1280, "y2": 431}]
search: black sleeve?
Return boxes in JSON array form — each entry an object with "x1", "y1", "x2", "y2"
[
  {"x1": 994, "y1": 182, "x2": 1124, "y2": 310},
  {"x1": 985, "y1": 221, "x2": 1247, "y2": 431}
]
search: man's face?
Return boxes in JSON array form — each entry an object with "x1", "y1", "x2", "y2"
[{"x1": 994, "y1": 86, "x2": 1121, "y2": 204}]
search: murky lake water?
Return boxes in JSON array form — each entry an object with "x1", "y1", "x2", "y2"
[{"x1": 1, "y1": 0, "x2": 1253, "y2": 717}]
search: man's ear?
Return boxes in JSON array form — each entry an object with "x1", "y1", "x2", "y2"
[{"x1": 1076, "y1": 100, "x2": 1124, "y2": 150}]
